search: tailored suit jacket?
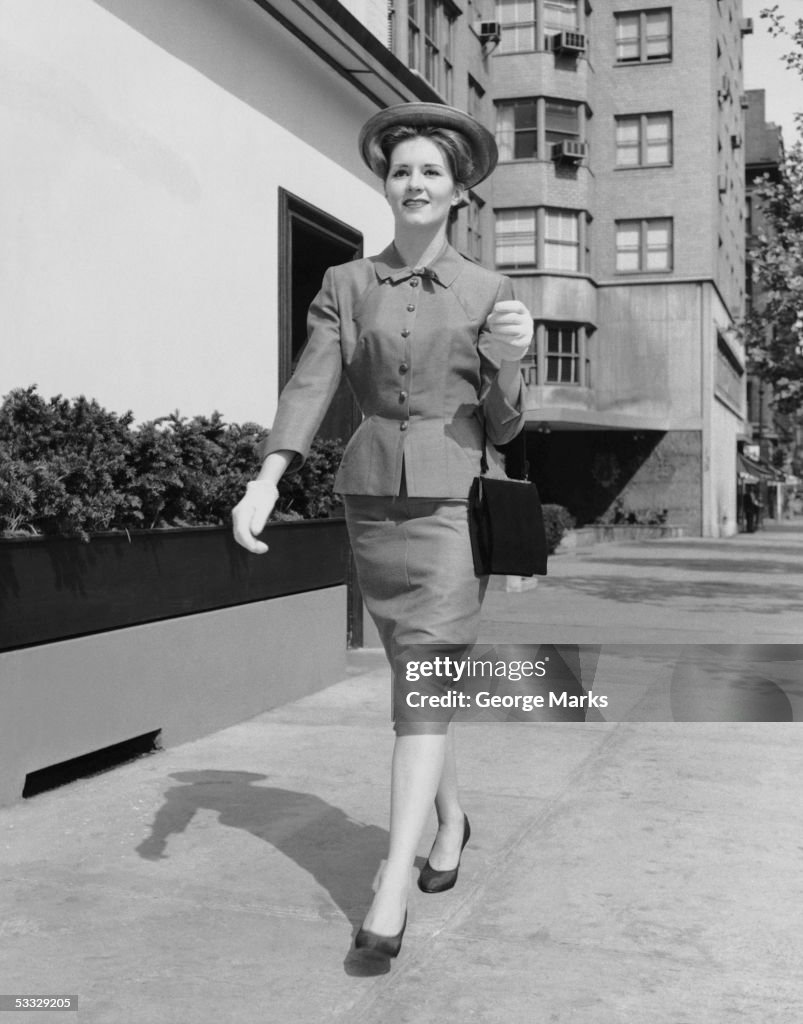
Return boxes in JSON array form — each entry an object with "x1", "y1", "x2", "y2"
[{"x1": 261, "y1": 242, "x2": 527, "y2": 498}]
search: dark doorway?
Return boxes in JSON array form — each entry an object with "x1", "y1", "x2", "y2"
[
  {"x1": 277, "y1": 190, "x2": 365, "y2": 644},
  {"x1": 278, "y1": 189, "x2": 362, "y2": 443}
]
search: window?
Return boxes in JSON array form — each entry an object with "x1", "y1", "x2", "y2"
[
  {"x1": 496, "y1": 99, "x2": 538, "y2": 160},
  {"x1": 496, "y1": 208, "x2": 537, "y2": 267},
  {"x1": 544, "y1": 209, "x2": 580, "y2": 271},
  {"x1": 545, "y1": 100, "x2": 580, "y2": 150},
  {"x1": 424, "y1": 0, "x2": 439, "y2": 85},
  {"x1": 543, "y1": 0, "x2": 578, "y2": 43},
  {"x1": 467, "y1": 195, "x2": 484, "y2": 263},
  {"x1": 443, "y1": 60, "x2": 454, "y2": 102},
  {"x1": 645, "y1": 9, "x2": 672, "y2": 60},
  {"x1": 496, "y1": 0, "x2": 580, "y2": 54},
  {"x1": 496, "y1": 98, "x2": 581, "y2": 160},
  {"x1": 615, "y1": 9, "x2": 672, "y2": 63},
  {"x1": 716, "y1": 331, "x2": 744, "y2": 411},
  {"x1": 615, "y1": 113, "x2": 672, "y2": 167},
  {"x1": 408, "y1": 0, "x2": 420, "y2": 69},
  {"x1": 497, "y1": 0, "x2": 536, "y2": 53},
  {"x1": 615, "y1": 218, "x2": 673, "y2": 272},
  {"x1": 546, "y1": 325, "x2": 580, "y2": 383},
  {"x1": 524, "y1": 322, "x2": 591, "y2": 385},
  {"x1": 468, "y1": 75, "x2": 485, "y2": 121},
  {"x1": 408, "y1": 0, "x2": 456, "y2": 95},
  {"x1": 496, "y1": 208, "x2": 586, "y2": 271},
  {"x1": 442, "y1": 10, "x2": 454, "y2": 103}
]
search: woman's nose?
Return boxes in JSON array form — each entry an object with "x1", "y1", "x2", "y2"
[{"x1": 406, "y1": 170, "x2": 424, "y2": 191}]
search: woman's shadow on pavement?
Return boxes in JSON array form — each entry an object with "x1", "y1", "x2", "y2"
[{"x1": 135, "y1": 769, "x2": 407, "y2": 976}]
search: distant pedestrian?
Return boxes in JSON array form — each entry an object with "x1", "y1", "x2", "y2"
[
  {"x1": 744, "y1": 489, "x2": 760, "y2": 533},
  {"x1": 232, "y1": 103, "x2": 532, "y2": 963}
]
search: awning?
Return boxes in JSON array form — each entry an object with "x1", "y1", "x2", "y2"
[{"x1": 738, "y1": 453, "x2": 783, "y2": 482}]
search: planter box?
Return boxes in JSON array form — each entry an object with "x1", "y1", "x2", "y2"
[
  {"x1": 0, "y1": 520, "x2": 349, "y2": 651},
  {"x1": 0, "y1": 521, "x2": 350, "y2": 806}
]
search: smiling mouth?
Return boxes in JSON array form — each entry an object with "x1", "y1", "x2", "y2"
[{"x1": 404, "y1": 199, "x2": 428, "y2": 207}]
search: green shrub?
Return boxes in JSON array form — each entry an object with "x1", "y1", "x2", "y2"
[
  {"x1": 542, "y1": 503, "x2": 575, "y2": 554},
  {"x1": 276, "y1": 437, "x2": 345, "y2": 520},
  {"x1": 0, "y1": 386, "x2": 140, "y2": 538},
  {"x1": 0, "y1": 387, "x2": 344, "y2": 539}
]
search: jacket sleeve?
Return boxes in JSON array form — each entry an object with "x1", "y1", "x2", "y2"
[
  {"x1": 478, "y1": 275, "x2": 527, "y2": 447},
  {"x1": 258, "y1": 267, "x2": 344, "y2": 473}
]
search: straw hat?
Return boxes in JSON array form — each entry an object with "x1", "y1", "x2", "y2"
[{"x1": 358, "y1": 102, "x2": 498, "y2": 188}]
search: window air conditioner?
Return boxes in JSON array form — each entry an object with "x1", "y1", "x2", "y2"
[
  {"x1": 718, "y1": 174, "x2": 728, "y2": 194},
  {"x1": 740, "y1": 17, "x2": 754, "y2": 35},
  {"x1": 553, "y1": 31, "x2": 586, "y2": 54},
  {"x1": 473, "y1": 21, "x2": 502, "y2": 44},
  {"x1": 553, "y1": 139, "x2": 587, "y2": 163},
  {"x1": 731, "y1": 133, "x2": 742, "y2": 149}
]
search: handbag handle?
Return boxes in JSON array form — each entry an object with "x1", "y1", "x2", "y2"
[{"x1": 480, "y1": 426, "x2": 528, "y2": 480}]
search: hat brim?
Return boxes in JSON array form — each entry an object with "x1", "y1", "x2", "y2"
[{"x1": 358, "y1": 102, "x2": 498, "y2": 189}]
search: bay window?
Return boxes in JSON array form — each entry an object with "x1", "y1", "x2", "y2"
[{"x1": 496, "y1": 207, "x2": 587, "y2": 272}]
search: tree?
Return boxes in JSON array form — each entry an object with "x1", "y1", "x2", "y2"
[{"x1": 740, "y1": 8, "x2": 803, "y2": 415}]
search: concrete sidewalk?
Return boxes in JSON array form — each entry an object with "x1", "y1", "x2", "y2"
[
  {"x1": 482, "y1": 519, "x2": 803, "y2": 643},
  {"x1": 1, "y1": 524, "x2": 802, "y2": 1023}
]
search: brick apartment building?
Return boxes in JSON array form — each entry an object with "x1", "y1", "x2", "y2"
[{"x1": 488, "y1": 0, "x2": 751, "y2": 536}]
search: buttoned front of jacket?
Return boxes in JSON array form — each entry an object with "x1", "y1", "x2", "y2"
[{"x1": 262, "y1": 243, "x2": 527, "y2": 497}]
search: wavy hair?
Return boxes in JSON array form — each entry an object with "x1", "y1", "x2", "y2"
[{"x1": 372, "y1": 125, "x2": 475, "y2": 188}]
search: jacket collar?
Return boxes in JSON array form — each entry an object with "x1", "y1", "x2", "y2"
[{"x1": 371, "y1": 242, "x2": 464, "y2": 288}]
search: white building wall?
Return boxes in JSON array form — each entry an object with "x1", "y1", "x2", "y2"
[
  {"x1": 0, "y1": 0, "x2": 393, "y2": 424},
  {"x1": 339, "y1": 0, "x2": 389, "y2": 45}
]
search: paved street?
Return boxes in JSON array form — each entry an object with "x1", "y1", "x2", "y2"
[{"x1": 1, "y1": 522, "x2": 802, "y2": 1023}]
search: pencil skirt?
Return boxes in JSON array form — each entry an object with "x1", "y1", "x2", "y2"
[{"x1": 345, "y1": 492, "x2": 488, "y2": 735}]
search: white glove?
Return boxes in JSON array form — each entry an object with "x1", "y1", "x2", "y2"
[
  {"x1": 480, "y1": 300, "x2": 533, "y2": 363},
  {"x1": 232, "y1": 480, "x2": 279, "y2": 555}
]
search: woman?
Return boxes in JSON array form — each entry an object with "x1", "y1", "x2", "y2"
[{"x1": 232, "y1": 102, "x2": 532, "y2": 960}]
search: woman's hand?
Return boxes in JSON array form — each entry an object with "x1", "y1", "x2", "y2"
[
  {"x1": 232, "y1": 480, "x2": 279, "y2": 555},
  {"x1": 480, "y1": 300, "x2": 533, "y2": 363}
]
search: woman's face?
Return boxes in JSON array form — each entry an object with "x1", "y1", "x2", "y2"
[{"x1": 384, "y1": 136, "x2": 462, "y2": 231}]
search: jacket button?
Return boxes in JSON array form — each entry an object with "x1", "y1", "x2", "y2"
[
  {"x1": 401, "y1": 329, "x2": 410, "y2": 337},
  {"x1": 410, "y1": 278, "x2": 419, "y2": 288},
  {"x1": 399, "y1": 362, "x2": 409, "y2": 374},
  {"x1": 407, "y1": 304, "x2": 416, "y2": 312},
  {"x1": 400, "y1": 421, "x2": 408, "y2": 431},
  {"x1": 398, "y1": 391, "x2": 408, "y2": 402}
]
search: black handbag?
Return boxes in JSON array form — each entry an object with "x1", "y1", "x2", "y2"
[{"x1": 468, "y1": 431, "x2": 548, "y2": 577}]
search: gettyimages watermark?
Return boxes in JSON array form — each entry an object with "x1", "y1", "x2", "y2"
[
  {"x1": 394, "y1": 644, "x2": 605, "y2": 726},
  {"x1": 392, "y1": 644, "x2": 803, "y2": 726}
]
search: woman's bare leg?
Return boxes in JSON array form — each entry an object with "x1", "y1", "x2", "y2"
[
  {"x1": 427, "y1": 725, "x2": 468, "y2": 870},
  {"x1": 361, "y1": 732, "x2": 447, "y2": 936}
]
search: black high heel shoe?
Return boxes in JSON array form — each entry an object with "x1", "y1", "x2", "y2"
[
  {"x1": 418, "y1": 814, "x2": 471, "y2": 894},
  {"x1": 354, "y1": 912, "x2": 407, "y2": 959}
]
